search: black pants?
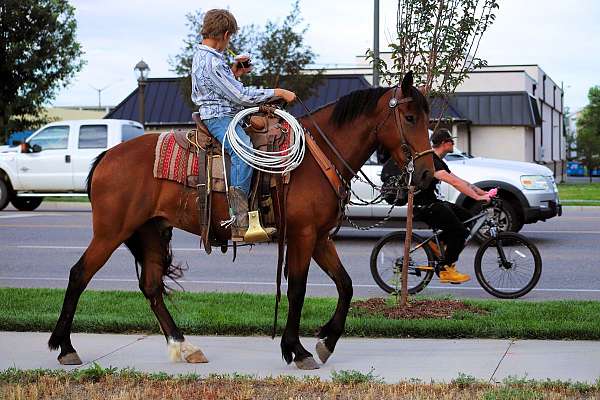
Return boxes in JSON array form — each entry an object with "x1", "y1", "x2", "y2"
[{"x1": 416, "y1": 201, "x2": 473, "y2": 266}]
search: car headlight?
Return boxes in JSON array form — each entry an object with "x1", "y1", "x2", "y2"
[{"x1": 520, "y1": 175, "x2": 549, "y2": 190}]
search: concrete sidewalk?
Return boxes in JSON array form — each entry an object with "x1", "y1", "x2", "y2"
[{"x1": 2, "y1": 332, "x2": 600, "y2": 383}]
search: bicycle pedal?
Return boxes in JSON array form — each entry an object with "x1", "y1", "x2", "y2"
[{"x1": 415, "y1": 265, "x2": 434, "y2": 271}]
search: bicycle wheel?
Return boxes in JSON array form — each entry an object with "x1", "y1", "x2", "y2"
[
  {"x1": 474, "y1": 232, "x2": 542, "y2": 299},
  {"x1": 370, "y1": 231, "x2": 435, "y2": 295}
]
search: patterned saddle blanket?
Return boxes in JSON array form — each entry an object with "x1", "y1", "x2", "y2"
[{"x1": 153, "y1": 130, "x2": 227, "y2": 192}]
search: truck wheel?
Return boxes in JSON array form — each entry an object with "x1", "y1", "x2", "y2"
[
  {"x1": 0, "y1": 179, "x2": 10, "y2": 211},
  {"x1": 473, "y1": 198, "x2": 522, "y2": 243},
  {"x1": 11, "y1": 196, "x2": 44, "y2": 211}
]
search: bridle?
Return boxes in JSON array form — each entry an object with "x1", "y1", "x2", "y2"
[
  {"x1": 374, "y1": 85, "x2": 434, "y2": 187},
  {"x1": 298, "y1": 85, "x2": 432, "y2": 193}
]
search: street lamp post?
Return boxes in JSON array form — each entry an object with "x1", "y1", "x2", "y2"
[{"x1": 134, "y1": 60, "x2": 150, "y2": 127}]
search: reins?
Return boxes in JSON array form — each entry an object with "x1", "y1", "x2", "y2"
[
  {"x1": 299, "y1": 86, "x2": 433, "y2": 198},
  {"x1": 297, "y1": 97, "x2": 379, "y2": 188}
]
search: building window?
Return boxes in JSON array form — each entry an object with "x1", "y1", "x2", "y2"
[{"x1": 79, "y1": 125, "x2": 108, "y2": 149}]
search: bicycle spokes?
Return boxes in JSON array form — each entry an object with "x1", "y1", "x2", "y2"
[{"x1": 475, "y1": 233, "x2": 542, "y2": 299}]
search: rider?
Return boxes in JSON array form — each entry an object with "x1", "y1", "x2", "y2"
[
  {"x1": 191, "y1": 9, "x2": 296, "y2": 240},
  {"x1": 415, "y1": 129, "x2": 491, "y2": 283}
]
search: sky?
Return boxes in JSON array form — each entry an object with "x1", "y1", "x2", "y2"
[{"x1": 53, "y1": 0, "x2": 600, "y2": 112}]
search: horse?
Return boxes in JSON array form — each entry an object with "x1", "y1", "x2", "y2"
[{"x1": 48, "y1": 71, "x2": 434, "y2": 369}]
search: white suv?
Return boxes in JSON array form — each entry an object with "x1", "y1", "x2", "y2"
[
  {"x1": 347, "y1": 147, "x2": 562, "y2": 234},
  {"x1": 0, "y1": 119, "x2": 144, "y2": 211}
]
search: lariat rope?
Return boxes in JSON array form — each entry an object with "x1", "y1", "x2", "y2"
[
  {"x1": 220, "y1": 107, "x2": 306, "y2": 227},
  {"x1": 222, "y1": 107, "x2": 306, "y2": 176}
]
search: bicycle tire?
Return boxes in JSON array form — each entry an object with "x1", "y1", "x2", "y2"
[
  {"x1": 370, "y1": 231, "x2": 435, "y2": 295},
  {"x1": 474, "y1": 232, "x2": 542, "y2": 299}
]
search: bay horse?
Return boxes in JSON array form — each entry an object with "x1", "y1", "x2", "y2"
[{"x1": 48, "y1": 72, "x2": 434, "y2": 369}]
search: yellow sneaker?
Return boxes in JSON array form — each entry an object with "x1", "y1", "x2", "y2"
[{"x1": 439, "y1": 264, "x2": 471, "y2": 284}]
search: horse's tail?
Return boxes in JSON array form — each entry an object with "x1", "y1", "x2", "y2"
[{"x1": 86, "y1": 150, "x2": 108, "y2": 200}]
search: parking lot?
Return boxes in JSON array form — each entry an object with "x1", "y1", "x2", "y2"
[{"x1": 1, "y1": 202, "x2": 599, "y2": 300}]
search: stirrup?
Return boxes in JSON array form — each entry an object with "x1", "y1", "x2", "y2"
[{"x1": 243, "y1": 211, "x2": 271, "y2": 243}]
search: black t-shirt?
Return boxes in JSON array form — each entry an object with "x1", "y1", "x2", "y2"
[{"x1": 414, "y1": 153, "x2": 450, "y2": 206}]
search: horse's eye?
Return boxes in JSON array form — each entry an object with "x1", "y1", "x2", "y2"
[{"x1": 405, "y1": 115, "x2": 415, "y2": 124}]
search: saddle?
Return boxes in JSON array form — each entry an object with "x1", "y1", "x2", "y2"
[
  {"x1": 189, "y1": 108, "x2": 289, "y2": 254},
  {"x1": 154, "y1": 106, "x2": 347, "y2": 255}
]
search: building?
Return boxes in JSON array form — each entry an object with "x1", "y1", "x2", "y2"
[
  {"x1": 309, "y1": 55, "x2": 566, "y2": 179},
  {"x1": 105, "y1": 75, "x2": 372, "y2": 132},
  {"x1": 108, "y1": 57, "x2": 566, "y2": 180}
]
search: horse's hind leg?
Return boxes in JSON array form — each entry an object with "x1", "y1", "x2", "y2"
[
  {"x1": 133, "y1": 220, "x2": 208, "y2": 363},
  {"x1": 48, "y1": 237, "x2": 121, "y2": 364},
  {"x1": 312, "y1": 236, "x2": 353, "y2": 364}
]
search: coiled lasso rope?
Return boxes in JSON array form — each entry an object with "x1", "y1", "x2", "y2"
[
  {"x1": 220, "y1": 107, "x2": 306, "y2": 228},
  {"x1": 222, "y1": 107, "x2": 306, "y2": 184}
]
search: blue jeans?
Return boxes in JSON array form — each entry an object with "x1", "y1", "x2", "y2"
[{"x1": 203, "y1": 117, "x2": 253, "y2": 195}]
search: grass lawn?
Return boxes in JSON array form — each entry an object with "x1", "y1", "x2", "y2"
[
  {"x1": 43, "y1": 197, "x2": 90, "y2": 203},
  {"x1": 2, "y1": 288, "x2": 600, "y2": 340},
  {"x1": 558, "y1": 183, "x2": 600, "y2": 205},
  {"x1": 1, "y1": 367, "x2": 599, "y2": 399}
]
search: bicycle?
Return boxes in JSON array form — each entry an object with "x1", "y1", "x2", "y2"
[{"x1": 369, "y1": 198, "x2": 542, "y2": 299}]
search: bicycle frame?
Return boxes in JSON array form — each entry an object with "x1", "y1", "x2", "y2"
[{"x1": 410, "y1": 201, "x2": 503, "y2": 269}]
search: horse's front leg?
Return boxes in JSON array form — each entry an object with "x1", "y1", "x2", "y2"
[
  {"x1": 281, "y1": 229, "x2": 319, "y2": 370},
  {"x1": 312, "y1": 236, "x2": 353, "y2": 364}
]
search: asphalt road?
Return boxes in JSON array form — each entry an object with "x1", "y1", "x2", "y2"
[{"x1": 0, "y1": 202, "x2": 599, "y2": 300}]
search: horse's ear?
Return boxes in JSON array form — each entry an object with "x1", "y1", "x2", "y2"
[
  {"x1": 418, "y1": 85, "x2": 428, "y2": 96},
  {"x1": 401, "y1": 71, "x2": 414, "y2": 96}
]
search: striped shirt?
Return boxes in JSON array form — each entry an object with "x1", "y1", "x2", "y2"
[{"x1": 191, "y1": 45, "x2": 275, "y2": 120}]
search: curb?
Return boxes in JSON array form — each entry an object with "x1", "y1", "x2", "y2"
[{"x1": 562, "y1": 205, "x2": 600, "y2": 211}]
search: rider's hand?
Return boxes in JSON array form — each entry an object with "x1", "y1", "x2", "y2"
[
  {"x1": 479, "y1": 193, "x2": 492, "y2": 203},
  {"x1": 275, "y1": 88, "x2": 296, "y2": 103},
  {"x1": 231, "y1": 55, "x2": 252, "y2": 78}
]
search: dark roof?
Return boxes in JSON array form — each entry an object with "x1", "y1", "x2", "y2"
[
  {"x1": 448, "y1": 92, "x2": 541, "y2": 127},
  {"x1": 287, "y1": 75, "x2": 371, "y2": 117},
  {"x1": 106, "y1": 76, "x2": 540, "y2": 128},
  {"x1": 106, "y1": 75, "x2": 371, "y2": 126},
  {"x1": 430, "y1": 97, "x2": 466, "y2": 121},
  {"x1": 105, "y1": 78, "x2": 194, "y2": 126}
]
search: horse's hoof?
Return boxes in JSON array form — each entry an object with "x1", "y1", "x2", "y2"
[
  {"x1": 316, "y1": 339, "x2": 332, "y2": 364},
  {"x1": 184, "y1": 349, "x2": 208, "y2": 363},
  {"x1": 58, "y1": 352, "x2": 82, "y2": 365},
  {"x1": 294, "y1": 356, "x2": 320, "y2": 370}
]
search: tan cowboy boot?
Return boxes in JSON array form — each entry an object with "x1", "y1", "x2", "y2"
[{"x1": 228, "y1": 187, "x2": 249, "y2": 242}]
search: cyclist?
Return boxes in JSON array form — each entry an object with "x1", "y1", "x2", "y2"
[{"x1": 414, "y1": 129, "x2": 491, "y2": 283}]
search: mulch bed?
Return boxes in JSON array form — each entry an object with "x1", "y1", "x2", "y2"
[{"x1": 351, "y1": 298, "x2": 488, "y2": 320}]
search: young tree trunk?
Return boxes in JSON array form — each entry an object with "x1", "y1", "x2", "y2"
[{"x1": 400, "y1": 186, "x2": 415, "y2": 307}]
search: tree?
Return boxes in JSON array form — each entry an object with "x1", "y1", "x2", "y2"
[
  {"x1": 248, "y1": 0, "x2": 323, "y2": 100},
  {"x1": 576, "y1": 86, "x2": 600, "y2": 182},
  {"x1": 368, "y1": 0, "x2": 498, "y2": 306},
  {"x1": 170, "y1": 1, "x2": 322, "y2": 107},
  {"x1": 169, "y1": 9, "x2": 261, "y2": 109},
  {"x1": 368, "y1": 0, "x2": 498, "y2": 128},
  {"x1": 0, "y1": 0, "x2": 85, "y2": 143}
]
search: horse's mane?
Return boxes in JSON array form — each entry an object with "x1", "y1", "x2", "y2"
[{"x1": 330, "y1": 86, "x2": 430, "y2": 127}]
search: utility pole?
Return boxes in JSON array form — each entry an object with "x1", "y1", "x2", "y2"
[
  {"x1": 90, "y1": 84, "x2": 110, "y2": 109},
  {"x1": 373, "y1": 0, "x2": 380, "y2": 87}
]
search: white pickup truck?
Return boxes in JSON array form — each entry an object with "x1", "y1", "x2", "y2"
[
  {"x1": 347, "y1": 147, "x2": 562, "y2": 238},
  {"x1": 0, "y1": 119, "x2": 144, "y2": 211}
]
